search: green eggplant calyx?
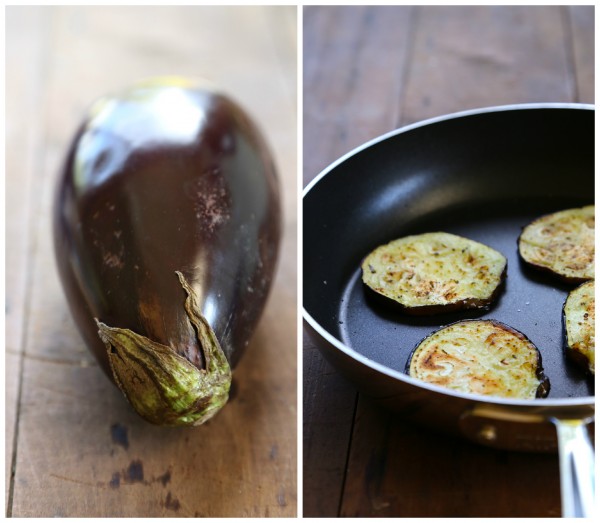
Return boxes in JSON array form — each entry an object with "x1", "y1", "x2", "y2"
[{"x1": 95, "y1": 271, "x2": 231, "y2": 427}]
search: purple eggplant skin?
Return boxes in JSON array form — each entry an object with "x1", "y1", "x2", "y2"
[{"x1": 53, "y1": 77, "x2": 281, "y2": 426}]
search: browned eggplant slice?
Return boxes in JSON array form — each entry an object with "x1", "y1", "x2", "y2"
[
  {"x1": 407, "y1": 320, "x2": 550, "y2": 399},
  {"x1": 361, "y1": 232, "x2": 507, "y2": 314},
  {"x1": 518, "y1": 205, "x2": 594, "y2": 283},
  {"x1": 564, "y1": 280, "x2": 595, "y2": 375}
]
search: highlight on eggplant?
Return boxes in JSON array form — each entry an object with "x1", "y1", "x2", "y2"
[{"x1": 53, "y1": 77, "x2": 282, "y2": 426}]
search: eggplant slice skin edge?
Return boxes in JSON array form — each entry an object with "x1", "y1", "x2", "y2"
[
  {"x1": 407, "y1": 319, "x2": 550, "y2": 399},
  {"x1": 361, "y1": 232, "x2": 507, "y2": 315},
  {"x1": 518, "y1": 205, "x2": 595, "y2": 283},
  {"x1": 564, "y1": 280, "x2": 595, "y2": 375}
]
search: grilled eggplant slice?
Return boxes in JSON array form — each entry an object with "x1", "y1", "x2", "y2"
[
  {"x1": 361, "y1": 232, "x2": 507, "y2": 314},
  {"x1": 564, "y1": 280, "x2": 595, "y2": 374},
  {"x1": 518, "y1": 205, "x2": 594, "y2": 283},
  {"x1": 407, "y1": 320, "x2": 550, "y2": 399}
]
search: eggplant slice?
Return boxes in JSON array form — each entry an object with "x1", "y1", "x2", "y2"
[
  {"x1": 407, "y1": 319, "x2": 550, "y2": 399},
  {"x1": 518, "y1": 205, "x2": 594, "y2": 283},
  {"x1": 361, "y1": 232, "x2": 507, "y2": 314},
  {"x1": 564, "y1": 280, "x2": 595, "y2": 375}
]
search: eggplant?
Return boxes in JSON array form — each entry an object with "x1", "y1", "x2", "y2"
[
  {"x1": 518, "y1": 205, "x2": 595, "y2": 283},
  {"x1": 407, "y1": 319, "x2": 550, "y2": 399},
  {"x1": 53, "y1": 77, "x2": 281, "y2": 426},
  {"x1": 361, "y1": 232, "x2": 507, "y2": 315},
  {"x1": 563, "y1": 280, "x2": 595, "y2": 375}
]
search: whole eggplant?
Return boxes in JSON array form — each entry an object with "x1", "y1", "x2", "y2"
[{"x1": 53, "y1": 77, "x2": 281, "y2": 426}]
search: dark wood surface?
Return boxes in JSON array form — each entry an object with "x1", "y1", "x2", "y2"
[
  {"x1": 6, "y1": 6, "x2": 297, "y2": 517},
  {"x1": 303, "y1": 5, "x2": 594, "y2": 517}
]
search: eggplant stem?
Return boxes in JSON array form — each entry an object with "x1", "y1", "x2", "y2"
[{"x1": 95, "y1": 272, "x2": 231, "y2": 427}]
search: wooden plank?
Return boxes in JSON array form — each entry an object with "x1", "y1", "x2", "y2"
[
  {"x1": 302, "y1": 331, "x2": 357, "y2": 517},
  {"x1": 303, "y1": 5, "x2": 415, "y2": 184},
  {"x1": 399, "y1": 5, "x2": 574, "y2": 126},
  {"x1": 262, "y1": 6, "x2": 298, "y2": 234},
  {"x1": 9, "y1": 5, "x2": 296, "y2": 517},
  {"x1": 302, "y1": 6, "x2": 414, "y2": 516},
  {"x1": 340, "y1": 399, "x2": 561, "y2": 517},
  {"x1": 4, "y1": 353, "x2": 21, "y2": 507},
  {"x1": 330, "y1": 5, "x2": 589, "y2": 517},
  {"x1": 4, "y1": 6, "x2": 49, "y2": 350},
  {"x1": 4, "y1": 5, "x2": 52, "y2": 508},
  {"x1": 568, "y1": 5, "x2": 594, "y2": 103}
]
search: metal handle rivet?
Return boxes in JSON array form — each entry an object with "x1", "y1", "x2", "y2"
[{"x1": 479, "y1": 424, "x2": 497, "y2": 442}]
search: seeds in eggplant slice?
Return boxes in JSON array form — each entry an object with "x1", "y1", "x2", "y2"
[
  {"x1": 361, "y1": 232, "x2": 506, "y2": 314},
  {"x1": 407, "y1": 320, "x2": 550, "y2": 399},
  {"x1": 518, "y1": 205, "x2": 594, "y2": 283},
  {"x1": 564, "y1": 280, "x2": 595, "y2": 375}
]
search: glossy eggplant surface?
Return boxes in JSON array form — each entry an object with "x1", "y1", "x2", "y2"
[{"x1": 54, "y1": 78, "x2": 281, "y2": 426}]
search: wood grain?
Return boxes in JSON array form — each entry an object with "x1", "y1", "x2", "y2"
[
  {"x1": 303, "y1": 4, "x2": 594, "y2": 518},
  {"x1": 303, "y1": 6, "x2": 414, "y2": 184},
  {"x1": 302, "y1": 330, "x2": 357, "y2": 517},
  {"x1": 4, "y1": 6, "x2": 51, "y2": 504},
  {"x1": 341, "y1": 398, "x2": 561, "y2": 517},
  {"x1": 568, "y1": 5, "x2": 595, "y2": 102},
  {"x1": 6, "y1": 5, "x2": 296, "y2": 517},
  {"x1": 399, "y1": 5, "x2": 575, "y2": 126}
]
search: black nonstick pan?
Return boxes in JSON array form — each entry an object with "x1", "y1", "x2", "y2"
[{"x1": 303, "y1": 104, "x2": 595, "y2": 517}]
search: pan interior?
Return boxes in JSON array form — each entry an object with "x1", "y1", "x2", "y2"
[
  {"x1": 338, "y1": 201, "x2": 593, "y2": 399},
  {"x1": 304, "y1": 107, "x2": 594, "y2": 400}
]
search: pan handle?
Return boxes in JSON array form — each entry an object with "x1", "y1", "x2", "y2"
[
  {"x1": 550, "y1": 416, "x2": 595, "y2": 518},
  {"x1": 464, "y1": 404, "x2": 594, "y2": 516}
]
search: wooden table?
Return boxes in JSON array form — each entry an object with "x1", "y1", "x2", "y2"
[
  {"x1": 303, "y1": 5, "x2": 593, "y2": 518},
  {"x1": 6, "y1": 6, "x2": 297, "y2": 517}
]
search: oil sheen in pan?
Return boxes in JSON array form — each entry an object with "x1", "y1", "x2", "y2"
[{"x1": 338, "y1": 204, "x2": 594, "y2": 399}]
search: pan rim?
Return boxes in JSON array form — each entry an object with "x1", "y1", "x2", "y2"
[
  {"x1": 303, "y1": 102, "x2": 595, "y2": 408},
  {"x1": 303, "y1": 310, "x2": 594, "y2": 407},
  {"x1": 303, "y1": 102, "x2": 594, "y2": 197}
]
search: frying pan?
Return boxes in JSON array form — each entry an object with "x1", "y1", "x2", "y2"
[{"x1": 303, "y1": 104, "x2": 595, "y2": 518}]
